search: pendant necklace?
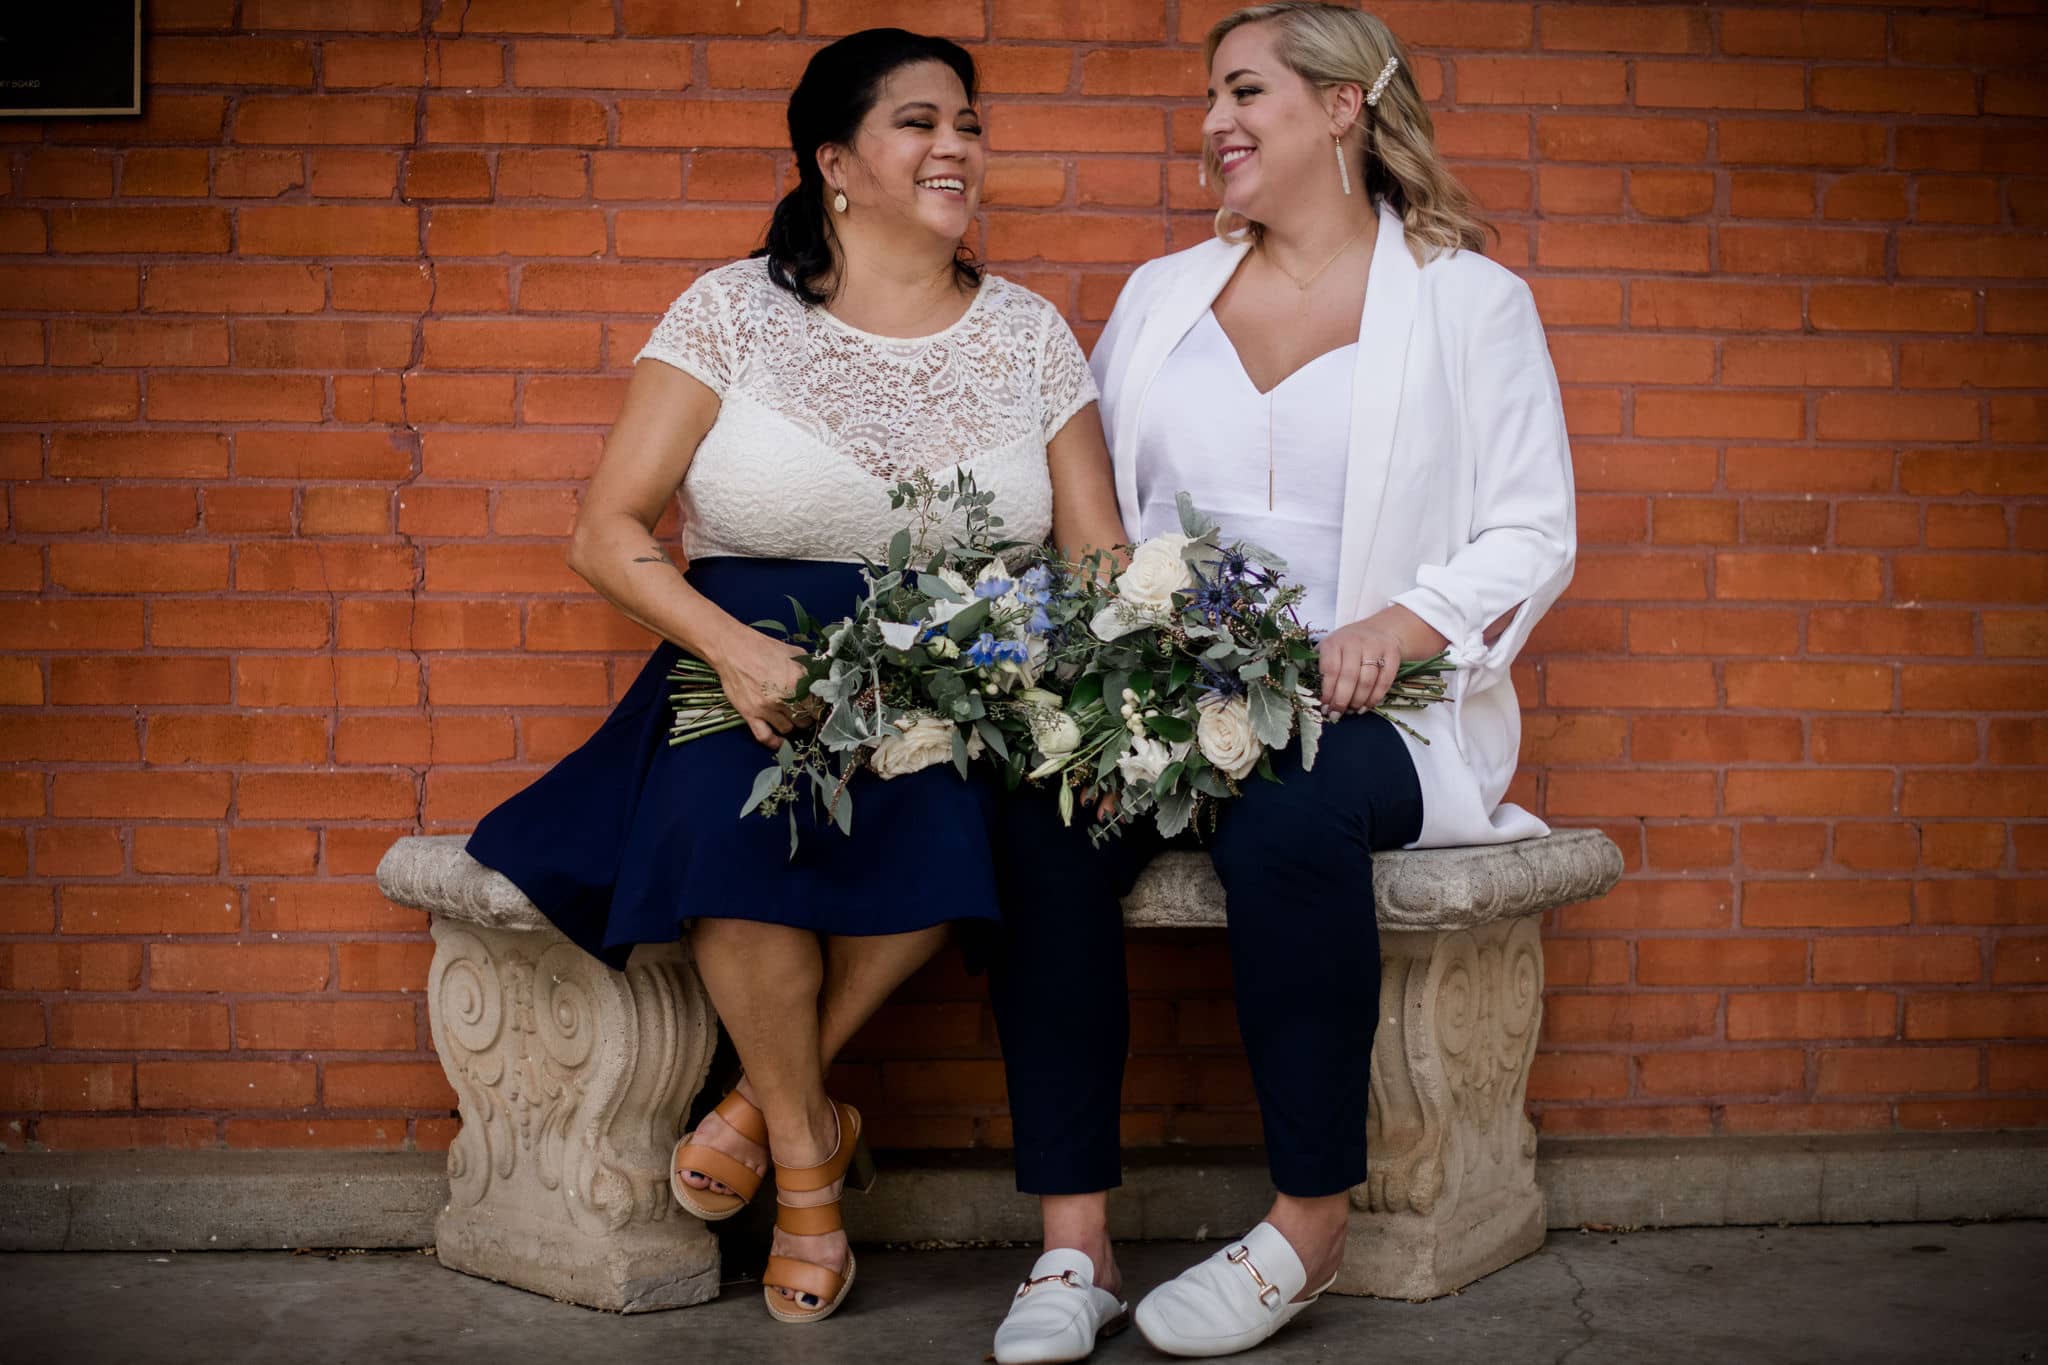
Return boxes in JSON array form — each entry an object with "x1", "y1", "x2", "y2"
[{"x1": 1258, "y1": 228, "x2": 1363, "y2": 511}]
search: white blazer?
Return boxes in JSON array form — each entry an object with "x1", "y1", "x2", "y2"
[{"x1": 1089, "y1": 200, "x2": 1577, "y2": 848}]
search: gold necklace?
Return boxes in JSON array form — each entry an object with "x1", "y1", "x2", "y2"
[{"x1": 1259, "y1": 227, "x2": 1364, "y2": 292}]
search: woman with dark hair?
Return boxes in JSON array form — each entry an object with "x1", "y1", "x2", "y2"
[{"x1": 464, "y1": 28, "x2": 1125, "y2": 1324}]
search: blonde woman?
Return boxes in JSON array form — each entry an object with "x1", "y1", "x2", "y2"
[{"x1": 986, "y1": 5, "x2": 1576, "y2": 1360}]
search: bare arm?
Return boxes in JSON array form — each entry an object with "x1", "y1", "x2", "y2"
[
  {"x1": 566, "y1": 361, "x2": 804, "y2": 748},
  {"x1": 1044, "y1": 401, "x2": 1130, "y2": 569}
]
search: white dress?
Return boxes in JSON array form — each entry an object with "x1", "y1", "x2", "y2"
[{"x1": 635, "y1": 257, "x2": 1097, "y2": 561}]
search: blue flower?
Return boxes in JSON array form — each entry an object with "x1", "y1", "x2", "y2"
[
  {"x1": 1026, "y1": 605, "x2": 1053, "y2": 636},
  {"x1": 973, "y1": 576, "x2": 1014, "y2": 600}
]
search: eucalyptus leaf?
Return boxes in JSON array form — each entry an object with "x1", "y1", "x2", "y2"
[
  {"x1": 1238, "y1": 659, "x2": 1269, "y2": 682},
  {"x1": 830, "y1": 789, "x2": 854, "y2": 836},
  {"x1": 951, "y1": 726, "x2": 971, "y2": 778},
  {"x1": 887, "y1": 529, "x2": 911, "y2": 571},
  {"x1": 975, "y1": 717, "x2": 1009, "y2": 761},
  {"x1": 1154, "y1": 786, "x2": 1195, "y2": 839},
  {"x1": 1247, "y1": 682, "x2": 1292, "y2": 749},
  {"x1": 944, "y1": 598, "x2": 991, "y2": 642},
  {"x1": 741, "y1": 764, "x2": 782, "y2": 817},
  {"x1": 1297, "y1": 704, "x2": 1321, "y2": 772},
  {"x1": 1175, "y1": 491, "x2": 1218, "y2": 538}
]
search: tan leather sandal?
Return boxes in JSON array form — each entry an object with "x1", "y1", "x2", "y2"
[
  {"x1": 761, "y1": 1100, "x2": 876, "y2": 1325},
  {"x1": 670, "y1": 1089, "x2": 768, "y2": 1222}
]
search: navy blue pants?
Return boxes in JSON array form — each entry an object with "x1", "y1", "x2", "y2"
[{"x1": 988, "y1": 711, "x2": 1424, "y2": 1199}]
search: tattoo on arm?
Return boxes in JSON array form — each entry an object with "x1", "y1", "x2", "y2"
[{"x1": 632, "y1": 542, "x2": 682, "y2": 574}]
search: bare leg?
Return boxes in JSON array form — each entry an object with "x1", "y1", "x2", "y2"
[
  {"x1": 1042, "y1": 1192, "x2": 1122, "y2": 1295},
  {"x1": 677, "y1": 924, "x2": 949, "y2": 1196},
  {"x1": 689, "y1": 917, "x2": 843, "y2": 1307},
  {"x1": 817, "y1": 924, "x2": 949, "y2": 1063},
  {"x1": 1264, "y1": 1193, "x2": 1347, "y2": 1300}
]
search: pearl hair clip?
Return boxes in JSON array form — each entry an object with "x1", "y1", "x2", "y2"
[{"x1": 1365, "y1": 55, "x2": 1399, "y2": 107}]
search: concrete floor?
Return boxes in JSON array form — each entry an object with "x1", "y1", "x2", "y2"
[{"x1": 3, "y1": 1222, "x2": 2044, "y2": 1365}]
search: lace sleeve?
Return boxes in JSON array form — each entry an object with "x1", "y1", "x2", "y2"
[
  {"x1": 1037, "y1": 310, "x2": 1099, "y2": 443},
  {"x1": 635, "y1": 272, "x2": 732, "y2": 394}
]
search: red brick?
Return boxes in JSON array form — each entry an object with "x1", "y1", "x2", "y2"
[
  {"x1": 337, "y1": 942, "x2": 434, "y2": 993},
  {"x1": 1639, "y1": 1049, "x2": 1805, "y2": 1097},
  {"x1": 1725, "y1": 770, "x2": 1895, "y2": 818},
  {"x1": 1537, "y1": 116, "x2": 1707, "y2": 165},
  {"x1": 151, "y1": 949, "x2": 329, "y2": 994},
  {"x1": 0, "y1": 943, "x2": 142, "y2": 992},
  {"x1": 0, "y1": 1064, "x2": 132, "y2": 1112},
  {"x1": 1548, "y1": 770, "x2": 1717, "y2": 819},
  {"x1": 322, "y1": 1061, "x2": 456, "y2": 1110},
  {"x1": 1545, "y1": 992, "x2": 1718, "y2": 1044},
  {"x1": 1728, "y1": 991, "x2": 1897, "y2": 1041},
  {"x1": 133, "y1": 826, "x2": 220, "y2": 876},
  {"x1": 1905, "y1": 993, "x2": 2048, "y2": 1041},
  {"x1": 235, "y1": 1001, "x2": 417, "y2": 1051},
  {"x1": 1526, "y1": 1053, "x2": 1629, "y2": 1102},
  {"x1": 239, "y1": 206, "x2": 419, "y2": 257},
  {"x1": 1743, "y1": 881, "x2": 1911, "y2": 929},
  {"x1": 52, "y1": 1002, "x2": 230, "y2": 1052},
  {"x1": 224, "y1": 1118, "x2": 408, "y2": 1150},
  {"x1": 138, "y1": 1061, "x2": 316, "y2": 1111},
  {"x1": 1815, "y1": 935, "x2": 1983, "y2": 986},
  {"x1": 30, "y1": 827, "x2": 127, "y2": 878},
  {"x1": 62, "y1": 884, "x2": 239, "y2": 935},
  {"x1": 1644, "y1": 823, "x2": 1733, "y2": 871},
  {"x1": 1809, "y1": 609, "x2": 1975, "y2": 658},
  {"x1": 1922, "y1": 824, "x2": 2009, "y2": 873},
  {"x1": 1636, "y1": 63, "x2": 1804, "y2": 111},
  {"x1": 1916, "y1": 880, "x2": 2048, "y2": 928},
  {"x1": 1638, "y1": 938, "x2": 1805, "y2": 987},
  {"x1": 1715, "y1": 553, "x2": 1882, "y2": 602},
  {"x1": 1535, "y1": 1104, "x2": 1715, "y2": 1138},
  {"x1": 1547, "y1": 660, "x2": 1716, "y2": 710},
  {"x1": 1816, "y1": 1046, "x2": 1979, "y2": 1095},
  {"x1": 1556, "y1": 879, "x2": 1732, "y2": 932},
  {"x1": 248, "y1": 882, "x2": 421, "y2": 934},
  {"x1": 1899, "y1": 1099, "x2": 2048, "y2": 1132},
  {"x1": 1726, "y1": 663, "x2": 1892, "y2": 713}
]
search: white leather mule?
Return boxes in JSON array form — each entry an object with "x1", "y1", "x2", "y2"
[
  {"x1": 1133, "y1": 1222, "x2": 1335, "y2": 1358},
  {"x1": 992, "y1": 1247, "x2": 1130, "y2": 1364}
]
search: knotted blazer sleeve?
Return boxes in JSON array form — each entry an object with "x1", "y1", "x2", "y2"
[{"x1": 1389, "y1": 269, "x2": 1576, "y2": 695}]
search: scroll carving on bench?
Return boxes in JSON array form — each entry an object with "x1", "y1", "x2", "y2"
[{"x1": 382, "y1": 827, "x2": 1621, "y2": 1310}]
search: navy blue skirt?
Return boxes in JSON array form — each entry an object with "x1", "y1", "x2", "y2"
[{"x1": 466, "y1": 557, "x2": 1001, "y2": 971}]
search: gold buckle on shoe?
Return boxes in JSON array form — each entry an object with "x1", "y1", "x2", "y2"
[
  {"x1": 1226, "y1": 1244, "x2": 1283, "y2": 1310},
  {"x1": 1016, "y1": 1268, "x2": 1083, "y2": 1299}
]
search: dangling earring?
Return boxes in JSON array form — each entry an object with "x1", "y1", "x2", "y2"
[
  {"x1": 1198, "y1": 156, "x2": 1207, "y2": 188},
  {"x1": 832, "y1": 190, "x2": 849, "y2": 213},
  {"x1": 1333, "y1": 135, "x2": 1352, "y2": 196}
]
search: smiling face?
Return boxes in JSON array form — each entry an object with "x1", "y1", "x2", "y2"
[
  {"x1": 824, "y1": 60, "x2": 985, "y2": 243},
  {"x1": 1203, "y1": 22, "x2": 1348, "y2": 221}
]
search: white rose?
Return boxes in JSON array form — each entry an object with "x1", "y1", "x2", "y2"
[
  {"x1": 1196, "y1": 694, "x2": 1262, "y2": 780},
  {"x1": 1016, "y1": 687, "x2": 1063, "y2": 710},
  {"x1": 870, "y1": 714, "x2": 957, "y2": 780},
  {"x1": 935, "y1": 567, "x2": 972, "y2": 598},
  {"x1": 1116, "y1": 734, "x2": 1189, "y2": 787},
  {"x1": 1115, "y1": 534, "x2": 1195, "y2": 611},
  {"x1": 1033, "y1": 711, "x2": 1082, "y2": 759},
  {"x1": 877, "y1": 620, "x2": 922, "y2": 650}
]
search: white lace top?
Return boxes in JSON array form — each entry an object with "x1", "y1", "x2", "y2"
[{"x1": 635, "y1": 258, "x2": 1098, "y2": 563}]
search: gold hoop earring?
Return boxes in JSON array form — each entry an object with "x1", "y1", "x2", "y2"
[{"x1": 832, "y1": 190, "x2": 849, "y2": 213}]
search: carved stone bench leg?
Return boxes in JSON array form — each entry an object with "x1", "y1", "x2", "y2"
[
  {"x1": 1338, "y1": 914, "x2": 1547, "y2": 1299},
  {"x1": 426, "y1": 914, "x2": 721, "y2": 1311}
]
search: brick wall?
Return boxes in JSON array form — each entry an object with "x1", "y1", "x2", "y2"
[{"x1": 0, "y1": 1, "x2": 2042, "y2": 1154}]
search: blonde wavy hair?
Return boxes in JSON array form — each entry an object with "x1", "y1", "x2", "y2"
[{"x1": 1203, "y1": 2, "x2": 1493, "y2": 259}]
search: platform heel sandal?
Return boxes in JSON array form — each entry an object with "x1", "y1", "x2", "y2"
[
  {"x1": 669, "y1": 1089, "x2": 769, "y2": 1222},
  {"x1": 761, "y1": 1100, "x2": 873, "y2": 1324}
]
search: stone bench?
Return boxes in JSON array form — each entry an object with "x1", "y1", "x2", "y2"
[{"x1": 377, "y1": 828, "x2": 1621, "y2": 1310}]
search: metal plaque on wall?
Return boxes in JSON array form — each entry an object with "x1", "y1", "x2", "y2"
[{"x1": 0, "y1": 4, "x2": 144, "y2": 118}]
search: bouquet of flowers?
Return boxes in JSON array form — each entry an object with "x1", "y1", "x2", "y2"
[
  {"x1": 1022, "y1": 494, "x2": 1451, "y2": 841},
  {"x1": 666, "y1": 472, "x2": 1090, "y2": 852}
]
